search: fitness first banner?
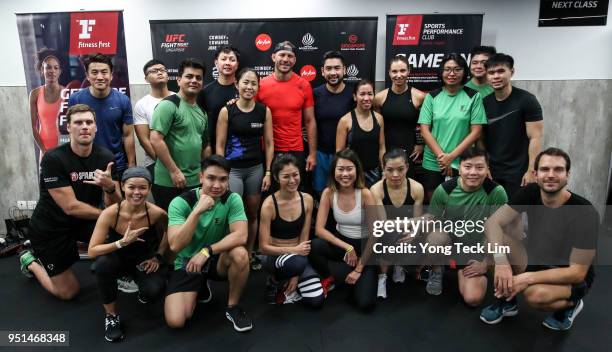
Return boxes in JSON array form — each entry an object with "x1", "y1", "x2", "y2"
[
  {"x1": 386, "y1": 14, "x2": 483, "y2": 91},
  {"x1": 16, "y1": 11, "x2": 130, "y2": 169},
  {"x1": 150, "y1": 17, "x2": 377, "y2": 90}
]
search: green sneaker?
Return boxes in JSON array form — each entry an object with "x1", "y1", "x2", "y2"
[{"x1": 19, "y1": 250, "x2": 37, "y2": 278}]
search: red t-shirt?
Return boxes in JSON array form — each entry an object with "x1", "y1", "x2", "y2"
[{"x1": 257, "y1": 73, "x2": 314, "y2": 152}]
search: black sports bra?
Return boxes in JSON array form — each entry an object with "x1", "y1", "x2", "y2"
[
  {"x1": 107, "y1": 202, "x2": 159, "y2": 261},
  {"x1": 270, "y1": 192, "x2": 306, "y2": 240}
]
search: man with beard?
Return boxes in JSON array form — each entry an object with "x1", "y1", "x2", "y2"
[
  {"x1": 197, "y1": 46, "x2": 240, "y2": 151},
  {"x1": 151, "y1": 59, "x2": 209, "y2": 211},
  {"x1": 480, "y1": 148, "x2": 598, "y2": 331},
  {"x1": 312, "y1": 51, "x2": 353, "y2": 197},
  {"x1": 465, "y1": 46, "x2": 497, "y2": 98}
]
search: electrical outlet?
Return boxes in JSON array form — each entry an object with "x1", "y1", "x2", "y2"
[
  {"x1": 27, "y1": 201, "x2": 37, "y2": 210},
  {"x1": 17, "y1": 201, "x2": 27, "y2": 210}
]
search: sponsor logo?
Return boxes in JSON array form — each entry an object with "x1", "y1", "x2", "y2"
[
  {"x1": 345, "y1": 64, "x2": 360, "y2": 81},
  {"x1": 214, "y1": 218, "x2": 221, "y2": 225},
  {"x1": 299, "y1": 65, "x2": 317, "y2": 81},
  {"x1": 212, "y1": 67, "x2": 219, "y2": 80},
  {"x1": 254, "y1": 65, "x2": 273, "y2": 77},
  {"x1": 208, "y1": 34, "x2": 229, "y2": 51},
  {"x1": 69, "y1": 12, "x2": 119, "y2": 55},
  {"x1": 161, "y1": 33, "x2": 189, "y2": 53},
  {"x1": 70, "y1": 171, "x2": 96, "y2": 182},
  {"x1": 341, "y1": 34, "x2": 366, "y2": 51},
  {"x1": 251, "y1": 122, "x2": 264, "y2": 129},
  {"x1": 255, "y1": 33, "x2": 272, "y2": 51},
  {"x1": 47, "y1": 264, "x2": 54, "y2": 271},
  {"x1": 299, "y1": 33, "x2": 318, "y2": 51},
  {"x1": 44, "y1": 176, "x2": 59, "y2": 183},
  {"x1": 78, "y1": 19, "x2": 96, "y2": 39},
  {"x1": 393, "y1": 15, "x2": 423, "y2": 46}
]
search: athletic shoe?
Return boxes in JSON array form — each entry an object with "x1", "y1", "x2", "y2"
[
  {"x1": 377, "y1": 274, "x2": 388, "y2": 299},
  {"x1": 542, "y1": 299, "x2": 584, "y2": 331},
  {"x1": 426, "y1": 269, "x2": 443, "y2": 296},
  {"x1": 250, "y1": 254, "x2": 262, "y2": 271},
  {"x1": 197, "y1": 280, "x2": 213, "y2": 304},
  {"x1": 117, "y1": 276, "x2": 138, "y2": 293},
  {"x1": 77, "y1": 241, "x2": 90, "y2": 260},
  {"x1": 392, "y1": 265, "x2": 406, "y2": 284},
  {"x1": 278, "y1": 290, "x2": 303, "y2": 304},
  {"x1": 480, "y1": 298, "x2": 519, "y2": 324},
  {"x1": 104, "y1": 314, "x2": 124, "y2": 342},
  {"x1": 19, "y1": 250, "x2": 38, "y2": 278},
  {"x1": 320, "y1": 276, "x2": 336, "y2": 298},
  {"x1": 417, "y1": 266, "x2": 430, "y2": 282},
  {"x1": 225, "y1": 306, "x2": 253, "y2": 332},
  {"x1": 265, "y1": 277, "x2": 280, "y2": 304}
]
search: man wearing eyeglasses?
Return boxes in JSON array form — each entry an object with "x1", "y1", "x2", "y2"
[{"x1": 134, "y1": 59, "x2": 175, "y2": 184}]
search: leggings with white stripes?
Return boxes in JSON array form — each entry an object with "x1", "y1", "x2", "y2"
[{"x1": 261, "y1": 254, "x2": 324, "y2": 308}]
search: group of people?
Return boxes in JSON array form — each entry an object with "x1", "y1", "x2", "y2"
[{"x1": 19, "y1": 41, "x2": 598, "y2": 343}]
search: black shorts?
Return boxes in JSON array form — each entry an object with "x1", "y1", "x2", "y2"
[
  {"x1": 422, "y1": 168, "x2": 459, "y2": 198},
  {"x1": 165, "y1": 254, "x2": 225, "y2": 296},
  {"x1": 526, "y1": 265, "x2": 593, "y2": 301}
]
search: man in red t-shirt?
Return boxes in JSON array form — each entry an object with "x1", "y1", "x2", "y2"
[{"x1": 257, "y1": 41, "x2": 317, "y2": 175}]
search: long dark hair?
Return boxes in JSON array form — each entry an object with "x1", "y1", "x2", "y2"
[{"x1": 328, "y1": 149, "x2": 365, "y2": 191}]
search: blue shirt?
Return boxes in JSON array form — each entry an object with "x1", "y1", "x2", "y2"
[
  {"x1": 68, "y1": 88, "x2": 133, "y2": 171},
  {"x1": 313, "y1": 83, "x2": 354, "y2": 153}
]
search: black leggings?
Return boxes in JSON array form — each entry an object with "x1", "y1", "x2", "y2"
[
  {"x1": 309, "y1": 236, "x2": 377, "y2": 311},
  {"x1": 95, "y1": 252, "x2": 167, "y2": 304}
]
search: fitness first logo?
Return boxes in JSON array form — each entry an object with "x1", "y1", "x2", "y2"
[
  {"x1": 70, "y1": 171, "x2": 95, "y2": 182},
  {"x1": 161, "y1": 34, "x2": 190, "y2": 53},
  {"x1": 69, "y1": 12, "x2": 118, "y2": 55},
  {"x1": 345, "y1": 64, "x2": 360, "y2": 82},
  {"x1": 341, "y1": 34, "x2": 366, "y2": 51},
  {"x1": 299, "y1": 33, "x2": 318, "y2": 51}
]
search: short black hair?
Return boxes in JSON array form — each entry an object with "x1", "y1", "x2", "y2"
[
  {"x1": 383, "y1": 148, "x2": 409, "y2": 166},
  {"x1": 271, "y1": 153, "x2": 300, "y2": 182},
  {"x1": 84, "y1": 53, "x2": 113, "y2": 72},
  {"x1": 236, "y1": 67, "x2": 259, "y2": 82},
  {"x1": 459, "y1": 147, "x2": 488, "y2": 164},
  {"x1": 143, "y1": 59, "x2": 166, "y2": 75},
  {"x1": 178, "y1": 58, "x2": 205, "y2": 77},
  {"x1": 353, "y1": 79, "x2": 374, "y2": 95},
  {"x1": 485, "y1": 53, "x2": 515, "y2": 70},
  {"x1": 322, "y1": 51, "x2": 345, "y2": 67},
  {"x1": 534, "y1": 147, "x2": 571, "y2": 172},
  {"x1": 214, "y1": 45, "x2": 241, "y2": 62},
  {"x1": 470, "y1": 45, "x2": 497, "y2": 58},
  {"x1": 201, "y1": 155, "x2": 230, "y2": 174},
  {"x1": 438, "y1": 53, "x2": 469, "y2": 85}
]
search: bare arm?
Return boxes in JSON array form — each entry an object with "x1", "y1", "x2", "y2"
[
  {"x1": 303, "y1": 106, "x2": 317, "y2": 157},
  {"x1": 49, "y1": 187, "x2": 102, "y2": 219},
  {"x1": 420, "y1": 124, "x2": 444, "y2": 156},
  {"x1": 210, "y1": 220, "x2": 248, "y2": 254},
  {"x1": 314, "y1": 188, "x2": 353, "y2": 251},
  {"x1": 215, "y1": 107, "x2": 229, "y2": 156},
  {"x1": 411, "y1": 179, "x2": 425, "y2": 217},
  {"x1": 134, "y1": 124, "x2": 156, "y2": 160},
  {"x1": 87, "y1": 206, "x2": 117, "y2": 257},
  {"x1": 151, "y1": 131, "x2": 179, "y2": 174},
  {"x1": 29, "y1": 88, "x2": 46, "y2": 153},
  {"x1": 449, "y1": 124, "x2": 483, "y2": 160},
  {"x1": 411, "y1": 88, "x2": 427, "y2": 109},
  {"x1": 263, "y1": 107, "x2": 274, "y2": 172},
  {"x1": 123, "y1": 124, "x2": 136, "y2": 167},
  {"x1": 376, "y1": 112, "x2": 386, "y2": 169},
  {"x1": 373, "y1": 90, "x2": 387, "y2": 113},
  {"x1": 523, "y1": 121, "x2": 543, "y2": 183},
  {"x1": 335, "y1": 115, "x2": 350, "y2": 152}
]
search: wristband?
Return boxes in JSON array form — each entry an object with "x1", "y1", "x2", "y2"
[
  {"x1": 115, "y1": 240, "x2": 122, "y2": 249},
  {"x1": 345, "y1": 245, "x2": 354, "y2": 253},
  {"x1": 265, "y1": 170, "x2": 271, "y2": 176},
  {"x1": 104, "y1": 186, "x2": 116, "y2": 194},
  {"x1": 199, "y1": 245, "x2": 213, "y2": 258},
  {"x1": 154, "y1": 253, "x2": 164, "y2": 262},
  {"x1": 354, "y1": 270, "x2": 362, "y2": 274}
]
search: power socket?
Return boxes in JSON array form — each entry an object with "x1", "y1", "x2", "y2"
[
  {"x1": 27, "y1": 201, "x2": 37, "y2": 210},
  {"x1": 16, "y1": 201, "x2": 27, "y2": 210}
]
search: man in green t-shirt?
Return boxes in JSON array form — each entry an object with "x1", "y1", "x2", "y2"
[
  {"x1": 151, "y1": 58, "x2": 210, "y2": 211},
  {"x1": 164, "y1": 155, "x2": 252, "y2": 332},
  {"x1": 465, "y1": 46, "x2": 497, "y2": 97},
  {"x1": 424, "y1": 147, "x2": 507, "y2": 306}
]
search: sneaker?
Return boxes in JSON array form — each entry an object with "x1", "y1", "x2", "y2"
[
  {"x1": 197, "y1": 280, "x2": 212, "y2": 304},
  {"x1": 77, "y1": 241, "x2": 90, "y2": 260},
  {"x1": 250, "y1": 255, "x2": 262, "y2": 271},
  {"x1": 19, "y1": 250, "x2": 38, "y2": 278},
  {"x1": 277, "y1": 290, "x2": 303, "y2": 304},
  {"x1": 117, "y1": 276, "x2": 138, "y2": 293},
  {"x1": 377, "y1": 274, "x2": 388, "y2": 299},
  {"x1": 225, "y1": 306, "x2": 253, "y2": 332},
  {"x1": 265, "y1": 277, "x2": 280, "y2": 304},
  {"x1": 320, "y1": 276, "x2": 336, "y2": 298},
  {"x1": 480, "y1": 298, "x2": 519, "y2": 324},
  {"x1": 417, "y1": 266, "x2": 430, "y2": 282},
  {"x1": 542, "y1": 299, "x2": 584, "y2": 331},
  {"x1": 392, "y1": 266, "x2": 406, "y2": 283},
  {"x1": 104, "y1": 314, "x2": 124, "y2": 342},
  {"x1": 426, "y1": 269, "x2": 443, "y2": 296}
]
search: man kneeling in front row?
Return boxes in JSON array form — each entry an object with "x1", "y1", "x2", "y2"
[{"x1": 164, "y1": 155, "x2": 252, "y2": 332}]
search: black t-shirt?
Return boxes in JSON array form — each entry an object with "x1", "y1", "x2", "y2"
[
  {"x1": 30, "y1": 143, "x2": 115, "y2": 239},
  {"x1": 313, "y1": 83, "x2": 354, "y2": 153},
  {"x1": 224, "y1": 102, "x2": 267, "y2": 168},
  {"x1": 197, "y1": 80, "x2": 238, "y2": 150},
  {"x1": 483, "y1": 87, "x2": 543, "y2": 178},
  {"x1": 509, "y1": 183, "x2": 598, "y2": 270}
]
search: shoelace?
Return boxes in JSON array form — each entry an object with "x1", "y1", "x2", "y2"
[{"x1": 105, "y1": 316, "x2": 119, "y2": 328}]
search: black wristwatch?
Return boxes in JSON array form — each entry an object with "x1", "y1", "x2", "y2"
[
  {"x1": 104, "y1": 186, "x2": 116, "y2": 194},
  {"x1": 154, "y1": 253, "x2": 164, "y2": 263}
]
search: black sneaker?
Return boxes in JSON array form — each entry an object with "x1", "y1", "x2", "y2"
[
  {"x1": 104, "y1": 314, "x2": 124, "y2": 342},
  {"x1": 225, "y1": 306, "x2": 253, "y2": 332},
  {"x1": 197, "y1": 280, "x2": 212, "y2": 303}
]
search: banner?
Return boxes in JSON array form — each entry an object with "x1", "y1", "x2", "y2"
[
  {"x1": 149, "y1": 17, "x2": 377, "y2": 90},
  {"x1": 539, "y1": 0, "x2": 608, "y2": 26},
  {"x1": 16, "y1": 11, "x2": 130, "y2": 169},
  {"x1": 385, "y1": 14, "x2": 483, "y2": 91}
]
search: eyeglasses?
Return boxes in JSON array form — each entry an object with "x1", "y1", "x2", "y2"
[
  {"x1": 442, "y1": 67, "x2": 464, "y2": 74},
  {"x1": 147, "y1": 68, "x2": 167, "y2": 75}
]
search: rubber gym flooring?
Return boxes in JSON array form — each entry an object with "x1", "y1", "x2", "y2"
[{"x1": 2, "y1": 233, "x2": 612, "y2": 352}]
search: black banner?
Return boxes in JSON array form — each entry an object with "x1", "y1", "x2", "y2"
[
  {"x1": 385, "y1": 14, "x2": 483, "y2": 91},
  {"x1": 539, "y1": 0, "x2": 608, "y2": 26},
  {"x1": 150, "y1": 17, "x2": 377, "y2": 90}
]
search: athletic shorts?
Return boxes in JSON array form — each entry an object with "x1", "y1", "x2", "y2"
[
  {"x1": 422, "y1": 168, "x2": 459, "y2": 197},
  {"x1": 165, "y1": 254, "x2": 225, "y2": 295},
  {"x1": 313, "y1": 151, "x2": 334, "y2": 192},
  {"x1": 229, "y1": 164, "x2": 263, "y2": 197},
  {"x1": 526, "y1": 265, "x2": 593, "y2": 301}
]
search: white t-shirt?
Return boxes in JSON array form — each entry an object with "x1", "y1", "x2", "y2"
[{"x1": 133, "y1": 93, "x2": 173, "y2": 166}]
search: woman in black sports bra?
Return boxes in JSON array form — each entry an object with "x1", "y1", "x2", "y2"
[
  {"x1": 88, "y1": 167, "x2": 169, "y2": 343},
  {"x1": 370, "y1": 149, "x2": 425, "y2": 299},
  {"x1": 259, "y1": 154, "x2": 323, "y2": 307}
]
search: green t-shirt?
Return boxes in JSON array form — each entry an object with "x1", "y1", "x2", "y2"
[
  {"x1": 418, "y1": 86, "x2": 487, "y2": 171},
  {"x1": 151, "y1": 96, "x2": 209, "y2": 187},
  {"x1": 465, "y1": 80, "x2": 494, "y2": 97},
  {"x1": 168, "y1": 188, "x2": 247, "y2": 270},
  {"x1": 429, "y1": 177, "x2": 507, "y2": 245}
]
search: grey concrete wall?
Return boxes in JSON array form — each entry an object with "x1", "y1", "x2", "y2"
[{"x1": 1, "y1": 80, "x2": 610, "y2": 233}]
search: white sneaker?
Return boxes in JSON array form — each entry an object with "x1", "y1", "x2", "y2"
[
  {"x1": 117, "y1": 276, "x2": 138, "y2": 293},
  {"x1": 392, "y1": 266, "x2": 406, "y2": 283},
  {"x1": 282, "y1": 290, "x2": 303, "y2": 304},
  {"x1": 377, "y1": 274, "x2": 388, "y2": 299}
]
